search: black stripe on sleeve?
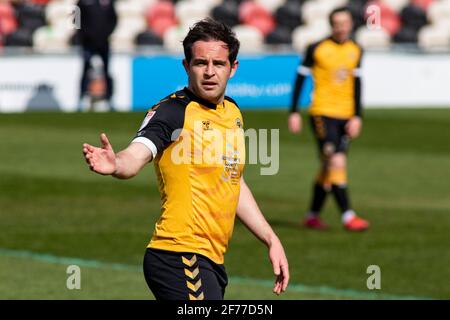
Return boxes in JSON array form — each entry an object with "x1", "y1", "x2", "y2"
[
  {"x1": 134, "y1": 93, "x2": 188, "y2": 154},
  {"x1": 290, "y1": 42, "x2": 319, "y2": 113},
  {"x1": 354, "y1": 47, "x2": 363, "y2": 118}
]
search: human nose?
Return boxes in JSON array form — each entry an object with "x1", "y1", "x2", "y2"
[{"x1": 204, "y1": 62, "x2": 215, "y2": 77}]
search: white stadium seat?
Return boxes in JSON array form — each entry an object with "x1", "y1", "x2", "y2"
[
  {"x1": 319, "y1": 0, "x2": 349, "y2": 10},
  {"x1": 427, "y1": 0, "x2": 450, "y2": 25},
  {"x1": 302, "y1": 0, "x2": 347, "y2": 26},
  {"x1": 199, "y1": 0, "x2": 223, "y2": 10},
  {"x1": 355, "y1": 26, "x2": 391, "y2": 50},
  {"x1": 291, "y1": 22, "x2": 331, "y2": 53},
  {"x1": 163, "y1": 25, "x2": 191, "y2": 53},
  {"x1": 46, "y1": 0, "x2": 76, "y2": 27},
  {"x1": 418, "y1": 24, "x2": 450, "y2": 52},
  {"x1": 302, "y1": 0, "x2": 332, "y2": 25},
  {"x1": 175, "y1": 0, "x2": 211, "y2": 29},
  {"x1": 232, "y1": 25, "x2": 264, "y2": 52},
  {"x1": 380, "y1": 0, "x2": 409, "y2": 12},
  {"x1": 115, "y1": 0, "x2": 146, "y2": 18},
  {"x1": 255, "y1": 0, "x2": 286, "y2": 13},
  {"x1": 135, "y1": 0, "x2": 158, "y2": 14},
  {"x1": 33, "y1": 25, "x2": 72, "y2": 53},
  {"x1": 111, "y1": 15, "x2": 147, "y2": 51}
]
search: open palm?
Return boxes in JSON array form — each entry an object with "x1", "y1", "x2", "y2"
[{"x1": 83, "y1": 133, "x2": 116, "y2": 175}]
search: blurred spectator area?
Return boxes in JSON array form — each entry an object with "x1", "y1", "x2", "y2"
[{"x1": 1, "y1": 0, "x2": 450, "y2": 53}]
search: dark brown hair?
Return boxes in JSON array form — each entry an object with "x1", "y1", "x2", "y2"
[
  {"x1": 329, "y1": 6, "x2": 353, "y2": 26},
  {"x1": 183, "y1": 18, "x2": 240, "y2": 65}
]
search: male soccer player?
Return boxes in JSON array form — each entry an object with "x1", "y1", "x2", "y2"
[
  {"x1": 288, "y1": 7, "x2": 369, "y2": 231},
  {"x1": 83, "y1": 19, "x2": 289, "y2": 300}
]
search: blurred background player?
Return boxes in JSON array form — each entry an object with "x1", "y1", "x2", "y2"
[
  {"x1": 288, "y1": 7, "x2": 369, "y2": 232},
  {"x1": 77, "y1": 0, "x2": 117, "y2": 111}
]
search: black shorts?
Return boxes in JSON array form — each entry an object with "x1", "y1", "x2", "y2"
[
  {"x1": 143, "y1": 248, "x2": 228, "y2": 300},
  {"x1": 310, "y1": 115, "x2": 350, "y2": 156}
]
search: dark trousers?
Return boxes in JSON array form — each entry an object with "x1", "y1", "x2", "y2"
[{"x1": 79, "y1": 44, "x2": 113, "y2": 101}]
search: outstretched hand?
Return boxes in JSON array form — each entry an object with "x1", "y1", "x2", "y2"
[
  {"x1": 269, "y1": 238, "x2": 290, "y2": 295},
  {"x1": 83, "y1": 133, "x2": 117, "y2": 175}
]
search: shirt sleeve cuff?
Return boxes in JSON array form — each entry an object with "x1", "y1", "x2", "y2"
[
  {"x1": 353, "y1": 68, "x2": 362, "y2": 77},
  {"x1": 131, "y1": 137, "x2": 158, "y2": 159},
  {"x1": 297, "y1": 65, "x2": 311, "y2": 76}
]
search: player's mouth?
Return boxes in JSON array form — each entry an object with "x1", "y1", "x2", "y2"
[{"x1": 202, "y1": 81, "x2": 218, "y2": 90}]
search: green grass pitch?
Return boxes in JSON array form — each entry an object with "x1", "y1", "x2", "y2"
[{"x1": 0, "y1": 109, "x2": 449, "y2": 299}]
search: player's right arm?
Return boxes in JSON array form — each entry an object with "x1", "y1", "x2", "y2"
[
  {"x1": 83, "y1": 94, "x2": 187, "y2": 179},
  {"x1": 288, "y1": 43, "x2": 316, "y2": 134},
  {"x1": 83, "y1": 133, "x2": 152, "y2": 179}
]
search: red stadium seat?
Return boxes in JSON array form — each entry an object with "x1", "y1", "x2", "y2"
[
  {"x1": 239, "y1": 1, "x2": 276, "y2": 36},
  {"x1": 29, "y1": 0, "x2": 51, "y2": 4},
  {"x1": 151, "y1": 17, "x2": 178, "y2": 38},
  {"x1": 366, "y1": 1, "x2": 402, "y2": 36},
  {"x1": 0, "y1": 17, "x2": 18, "y2": 35},
  {"x1": 146, "y1": 1, "x2": 177, "y2": 37},
  {"x1": 382, "y1": 15, "x2": 402, "y2": 36},
  {"x1": 0, "y1": 2, "x2": 18, "y2": 35}
]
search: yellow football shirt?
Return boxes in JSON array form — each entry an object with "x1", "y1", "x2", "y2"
[
  {"x1": 299, "y1": 38, "x2": 363, "y2": 119},
  {"x1": 133, "y1": 88, "x2": 245, "y2": 264}
]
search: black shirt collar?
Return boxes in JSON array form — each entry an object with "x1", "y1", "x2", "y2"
[{"x1": 183, "y1": 87, "x2": 218, "y2": 110}]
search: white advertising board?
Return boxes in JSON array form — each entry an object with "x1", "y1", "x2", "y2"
[
  {"x1": 0, "y1": 55, "x2": 131, "y2": 112},
  {"x1": 364, "y1": 53, "x2": 450, "y2": 107}
]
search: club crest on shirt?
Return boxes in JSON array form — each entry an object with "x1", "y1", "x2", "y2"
[
  {"x1": 202, "y1": 120, "x2": 211, "y2": 131},
  {"x1": 335, "y1": 67, "x2": 350, "y2": 82},
  {"x1": 235, "y1": 118, "x2": 242, "y2": 129},
  {"x1": 139, "y1": 111, "x2": 156, "y2": 131}
]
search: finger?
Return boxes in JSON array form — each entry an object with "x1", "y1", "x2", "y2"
[
  {"x1": 100, "y1": 133, "x2": 111, "y2": 150},
  {"x1": 273, "y1": 274, "x2": 282, "y2": 292},
  {"x1": 282, "y1": 271, "x2": 289, "y2": 291},
  {"x1": 273, "y1": 261, "x2": 281, "y2": 276},
  {"x1": 273, "y1": 278, "x2": 282, "y2": 295},
  {"x1": 281, "y1": 267, "x2": 289, "y2": 291},
  {"x1": 277, "y1": 274, "x2": 283, "y2": 287},
  {"x1": 86, "y1": 157, "x2": 95, "y2": 167},
  {"x1": 83, "y1": 144, "x2": 95, "y2": 152},
  {"x1": 273, "y1": 282, "x2": 280, "y2": 295}
]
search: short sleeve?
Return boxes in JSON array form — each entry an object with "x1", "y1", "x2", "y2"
[
  {"x1": 297, "y1": 42, "x2": 318, "y2": 76},
  {"x1": 132, "y1": 98, "x2": 186, "y2": 157}
]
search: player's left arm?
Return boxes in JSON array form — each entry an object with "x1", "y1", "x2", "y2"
[
  {"x1": 346, "y1": 49, "x2": 364, "y2": 139},
  {"x1": 236, "y1": 177, "x2": 290, "y2": 295}
]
